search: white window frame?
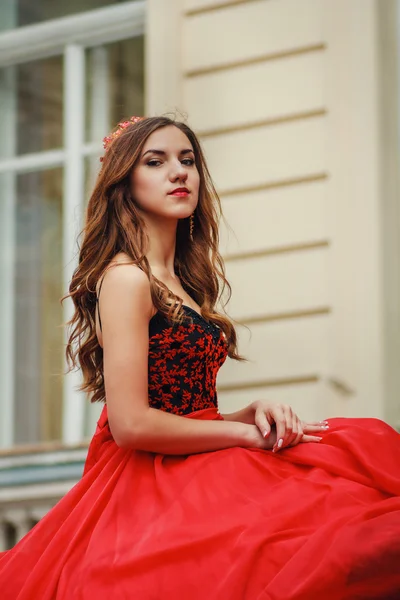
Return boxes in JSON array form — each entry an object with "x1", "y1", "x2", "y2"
[{"x1": 0, "y1": 1, "x2": 145, "y2": 448}]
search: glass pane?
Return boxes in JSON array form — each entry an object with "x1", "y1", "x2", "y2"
[
  {"x1": 85, "y1": 157, "x2": 101, "y2": 208},
  {"x1": 0, "y1": 168, "x2": 64, "y2": 444},
  {"x1": 0, "y1": 56, "x2": 63, "y2": 155},
  {"x1": 85, "y1": 36, "x2": 145, "y2": 144},
  {"x1": 108, "y1": 36, "x2": 145, "y2": 126},
  {"x1": 0, "y1": 0, "x2": 138, "y2": 31}
]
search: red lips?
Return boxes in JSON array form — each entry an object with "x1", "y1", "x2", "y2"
[{"x1": 168, "y1": 187, "x2": 190, "y2": 194}]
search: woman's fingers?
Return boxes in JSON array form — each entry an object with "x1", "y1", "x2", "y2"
[
  {"x1": 271, "y1": 406, "x2": 287, "y2": 452},
  {"x1": 254, "y1": 405, "x2": 272, "y2": 439},
  {"x1": 300, "y1": 434, "x2": 323, "y2": 444},
  {"x1": 278, "y1": 405, "x2": 293, "y2": 450},
  {"x1": 254, "y1": 403, "x2": 297, "y2": 449},
  {"x1": 282, "y1": 413, "x2": 305, "y2": 449},
  {"x1": 291, "y1": 416, "x2": 304, "y2": 446},
  {"x1": 254, "y1": 404, "x2": 328, "y2": 452},
  {"x1": 273, "y1": 406, "x2": 306, "y2": 451},
  {"x1": 285, "y1": 406, "x2": 300, "y2": 448},
  {"x1": 303, "y1": 421, "x2": 329, "y2": 434}
]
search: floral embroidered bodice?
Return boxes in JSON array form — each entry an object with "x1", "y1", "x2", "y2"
[{"x1": 147, "y1": 306, "x2": 228, "y2": 415}]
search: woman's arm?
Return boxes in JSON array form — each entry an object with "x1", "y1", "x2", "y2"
[
  {"x1": 98, "y1": 263, "x2": 270, "y2": 455},
  {"x1": 130, "y1": 405, "x2": 274, "y2": 455}
]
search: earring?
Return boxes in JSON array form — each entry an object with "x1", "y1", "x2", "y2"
[{"x1": 189, "y1": 212, "x2": 194, "y2": 241}]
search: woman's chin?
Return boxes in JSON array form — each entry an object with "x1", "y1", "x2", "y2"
[{"x1": 170, "y1": 205, "x2": 197, "y2": 220}]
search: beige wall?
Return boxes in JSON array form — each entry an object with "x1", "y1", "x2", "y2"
[{"x1": 146, "y1": 0, "x2": 399, "y2": 426}]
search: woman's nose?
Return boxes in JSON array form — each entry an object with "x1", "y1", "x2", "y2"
[{"x1": 170, "y1": 163, "x2": 188, "y2": 182}]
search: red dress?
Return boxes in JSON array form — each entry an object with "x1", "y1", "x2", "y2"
[{"x1": 1, "y1": 306, "x2": 399, "y2": 599}]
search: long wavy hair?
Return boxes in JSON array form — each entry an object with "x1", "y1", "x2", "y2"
[{"x1": 62, "y1": 115, "x2": 245, "y2": 403}]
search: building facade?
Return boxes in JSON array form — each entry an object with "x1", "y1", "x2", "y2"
[{"x1": 0, "y1": 0, "x2": 399, "y2": 548}]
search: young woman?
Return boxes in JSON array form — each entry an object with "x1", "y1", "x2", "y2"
[{"x1": 1, "y1": 115, "x2": 399, "y2": 599}]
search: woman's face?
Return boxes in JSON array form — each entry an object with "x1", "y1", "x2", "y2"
[{"x1": 130, "y1": 125, "x2": 200, "y2": 221}]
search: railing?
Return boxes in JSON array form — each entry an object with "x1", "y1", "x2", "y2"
[
  {"x1": 0, "y1": 507, "x2": 45, "y2": 550},
  {"x1": 0, "y1": 442, "x2": 88, "y2": 550}
]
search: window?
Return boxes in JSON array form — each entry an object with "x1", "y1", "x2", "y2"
[{"x1": 0, "y1": 1, "x2": 145, "y2": 447}]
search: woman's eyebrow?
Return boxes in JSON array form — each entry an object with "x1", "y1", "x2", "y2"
[{"x1": 141, "y1": 148, "x2": 194, "y2": 158}]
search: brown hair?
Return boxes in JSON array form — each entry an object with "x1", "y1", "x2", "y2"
[{"x1": 62, "y1": 115, "x2": 245, "y2": 404}]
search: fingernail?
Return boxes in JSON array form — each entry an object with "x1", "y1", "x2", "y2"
[
  {"x1": 317, "y1": 437, "x2": 323, "y2": 441},
  {"x1": 272, "y1": 439, "x2": 283, "y2": 453},
  {"x1": 263, "y1": 430, "x2": 269, "y2": 438},
  {"x1": 322, "y1": 425, "x2": 329, "y2": 429}
]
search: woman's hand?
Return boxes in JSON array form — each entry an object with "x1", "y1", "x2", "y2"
[{"x1": 252, "y1": 400, "x2": 329, "y2": 452}]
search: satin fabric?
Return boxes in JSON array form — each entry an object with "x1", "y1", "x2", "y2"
[{"x1": 0, "y1": 406, "x2": 399, "y2": 599}]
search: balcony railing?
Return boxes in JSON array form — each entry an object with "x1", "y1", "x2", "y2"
[{"x1": 0, "y1": 441, "x2": 89, "y2": 550}]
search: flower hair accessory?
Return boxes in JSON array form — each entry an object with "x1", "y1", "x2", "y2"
[{"x1": 100, "y1": 115, "x2": 144, "y2": 161}]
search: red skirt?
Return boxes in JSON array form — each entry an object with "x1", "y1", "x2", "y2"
[{"x1": 1, "y1": 406, "x2": 399, "y2": 599}]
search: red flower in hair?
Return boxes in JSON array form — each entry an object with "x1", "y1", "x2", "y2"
[{"x1": 100, "y1": 115, "x2": 144, "y2": 162}]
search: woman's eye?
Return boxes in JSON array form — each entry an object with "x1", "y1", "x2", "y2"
[{"x1": 146, "y1": 158, "x2": 195, "y2": 167}]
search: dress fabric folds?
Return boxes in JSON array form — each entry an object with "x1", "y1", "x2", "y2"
[{"x1": 1, "y1": 306, "x2": 399, "y2": 600}]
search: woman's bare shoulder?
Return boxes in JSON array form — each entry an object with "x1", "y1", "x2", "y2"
[
  {"x1": 96, "y1": 255, "x2": 153, "y2": 321},
  {"x1": 97, "y1": 253, "x2": 148, "y2": 292}
]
